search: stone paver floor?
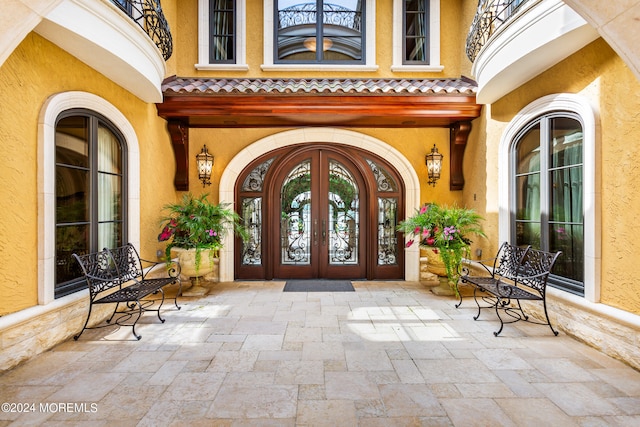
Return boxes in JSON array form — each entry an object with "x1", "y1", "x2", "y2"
[{"x1": 1, "y1": 280, "x2": 639, "y2": 426}]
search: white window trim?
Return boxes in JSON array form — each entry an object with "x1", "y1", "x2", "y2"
[
  {"x1": 38, "y1": 91, "x2": 141, "y2": 305},
  {"x1": 498, "y1": 93, "x2": 600, "y2": 302},
  {"x1": 196, "y1": 0, "x2": 248, "y2": 71},
  {"x1": 391, "y1": 0, "x2": 444, "y2": 72},
  {"x1": 262, "y1": 0, "x2": 378, "y2": 72}
]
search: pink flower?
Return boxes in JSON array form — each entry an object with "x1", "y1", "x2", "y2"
[
  {"x1": 426, "y1": 237, "x2": 435, "y2": 246},
  {"x1": 405, "y1": 239, "x2": 414, "y2": 248},
  {"x1": 208, "y1": 229, "x2": 217, "y2": 237},
  {"x1": 419, "y1": 205, "x2": 428, "y2": 214},
  {"x1": 414, "y1": 226, "x2": 421, "y2": 234}
]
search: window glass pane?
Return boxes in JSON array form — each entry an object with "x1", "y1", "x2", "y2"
[
  {"x1": 276, "y1": 0, "x2": 362, "y2": 62},
  {"x1": 56, "y1": 116, "x2": 88, "y2": 168},
  {"x1": 550, "y1": 167, "x2": 582, "y2": 223},
  {"x1": 366, "y1": 159, "x2": 398, "y2": 192},
  {"x1": 516, "y1": 124, "x2": 540, "y2": 174},
  {"x1": 98, "y1": 174, "x2": 122, "y2": 222},
  {"x1": 210, "y1": 0, "x2": 235, "y2": 62},
  {"x1": 56, "y1": 167, "x2": 89, "y2": 223},
  {"x1": 405, "y1": 0, "x2": 428, "y2": 62},
  {"x1": 515, "y1": 221, "x2": 540, "y2": 248},
  {"x1": 56, "y1": 224, "x2": 89, "y2": 284},
  {"x1": 550, "y1": 117, "x2": 583, "y2": 168},
  {"x1": 98, "y1": 125, "x2": 122, "y2": 174},
  {"x1": 516, "y1": 174, "x2": 539, "y2": 220},
  {"x1": 550, "y1": 223, "x2": 583, "y2": 282}
]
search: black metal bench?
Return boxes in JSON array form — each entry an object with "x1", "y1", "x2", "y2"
[
  {"x1": 460, "y1": 242, "x2": 562, "y2": 336},
  {"x1": 72, "y1": 243, "x2": 181, "y2": 340}
]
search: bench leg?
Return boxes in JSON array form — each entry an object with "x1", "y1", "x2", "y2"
[
  {"x1": 130, "y1": 300, "x2": 143, "y2": 340},
  {"x1": 74, "y1": 303, "x2": 94, "y2": 340},
  {"x1": 472, "y1": 286, "x2": 485, "y2": 320},
  {"x1": 542, "y1": 300, "x2": 559, "y2": 336}
]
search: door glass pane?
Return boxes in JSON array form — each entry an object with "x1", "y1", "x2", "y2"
[
  {"x1": 281, "y1": 160, "x2": 312, "y2": 265},
  {"x1": 241, "y1": 197, "x2": 263, "y2": 265},
  {"x1": 328, "y1": 160, "x2": 359, "y2": 265},
  {"x1": 378, "y1": 197, "x2": 398, "y2": 265},
  {"x1": 366, "y1": 159, "x2": 398, "y2": 192}
]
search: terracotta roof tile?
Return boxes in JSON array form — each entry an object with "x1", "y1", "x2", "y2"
[{"x1": 162, "y1": 77, "x2": 478, "y2": 96}]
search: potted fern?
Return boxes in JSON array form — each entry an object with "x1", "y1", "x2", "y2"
[
  {"x1": 398, "y1": 203, "x2": 485, "y2": 293},
  {"x1": 158, "y1": 193, "x2": 248, "y2": 295}
]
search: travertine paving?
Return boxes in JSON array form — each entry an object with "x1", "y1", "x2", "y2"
[{"x1": 1, "y1": 280, "x2": 639, "y2": 426}]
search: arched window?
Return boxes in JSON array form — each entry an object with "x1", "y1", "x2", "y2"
[
  {"x1": 511, "y1": 113, "x2": 584, "y2": 295},
  {"x1": 54, "y1": 111, "x2": 127, "y2": 298},
  {"x1": 499, "y1": 94, "x2": 599, "y2": 301}
]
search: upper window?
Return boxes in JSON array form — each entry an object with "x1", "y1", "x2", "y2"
[
  {"x1": 55, "y1": 111, "x2": 127, "y2": 298},
  {"x1": 392, "y1": 0, "x2": 442, "y2": 72},
  {"x1": 210, "y1": 0, "x2": 235, "y2": 63},
  {"x1": 511, "y1": 113, "x2": 584, "y2": 295},
  {"x1": 263, "y1": 0, "x2": 376, "y2": 71},
  {"x1": 275, "y1": 0, "x2": 364, "y2": 64},
  {"x1": 403, "y1": 0, "x2": 429, "y2": 64},
  {"x1": 197, "y1": 0, "x2": 247, "y2": 70}
]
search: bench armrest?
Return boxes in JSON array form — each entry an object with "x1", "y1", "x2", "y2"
[{"x1": 140, "y1": 257, "x2": 181, "y2": 279}]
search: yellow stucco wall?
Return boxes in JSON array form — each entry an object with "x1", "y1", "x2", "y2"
[
  {"x1": 0, "y1": 33, "x2": 178, "y2": 315},
  {"x1": 471, "y1": 38, "x2": 640, "y2": 315},
  {"x1": 173, "y1": 0, "x2": 467, "y2": 80}
]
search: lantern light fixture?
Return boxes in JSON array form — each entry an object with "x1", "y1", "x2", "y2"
[
  {"x1": 196, "y1": 144, "x2": 214, "y2": 187},
  {"x1": 425, "y1": 144, "x2": 443, "y2": 187}
]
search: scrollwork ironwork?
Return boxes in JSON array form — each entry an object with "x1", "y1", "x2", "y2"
[
  {"x1": 111, "y1": 0, "x2": 173, "y2": 60},
  {"x1": 278, "y1": 2, "x2": 362, "y2": 31},
  {"x1": 466, "y1": 0, "x2": 529, "y2": 62}
]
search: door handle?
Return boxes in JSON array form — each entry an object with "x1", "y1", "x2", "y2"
[
  {"x1": 322, "y1": 219, "x2": 327, "y2": 245},
  {"x1": 313, "y1": 219, "x2": 318, "y2": 246}
]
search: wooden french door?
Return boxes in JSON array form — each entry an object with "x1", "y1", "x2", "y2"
[
  {"x1": 235, "y1": 144, "x2": 404, "y2": 281},
  {"x1": 273, "y1": 149, "x2": 366, "y2": 279}
]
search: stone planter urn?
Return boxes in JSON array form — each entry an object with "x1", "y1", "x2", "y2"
[
  {"x1": 420, "y1": 247, "x2": 456, "y2": 296},
  {"x1": 170, "y1": 247, "x2": 219, "y2": 296}
]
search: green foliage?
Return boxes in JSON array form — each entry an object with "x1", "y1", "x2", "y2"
[
  {"x1": 158, "y1": 193, "x2": 249, "y2": 274},
  {"x1": 398, "y1": 203, "x2": 486, "y2": 289}
]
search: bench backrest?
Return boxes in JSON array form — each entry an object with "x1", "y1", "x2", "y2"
[
  {"x1": 517, "y1": 248, "x2": 562, "y2": 293},
  {"x1": 107, "y1": 243, "x2": 143, "y2": 283},
  {"x1": 494, "y1": 242, "x2": 530, "y2": 278},
  {"x1": 72, "y1": 250, "x2": 120, "y2": 299}
]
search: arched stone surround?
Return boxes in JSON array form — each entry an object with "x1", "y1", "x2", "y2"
[{"x1": 218, "y1": 128, "x2": 421, "y2": 282}]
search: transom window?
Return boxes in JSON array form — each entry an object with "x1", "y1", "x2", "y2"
[
  {"x1": 275, "y1": 0, "x2": 364, "y2": 64},
  {"x1": 55, "y1": 111, "x2": 127, "y2": 298},
  {"x1": 511, "y1": 112, "x2": 584, "y2": 295}
]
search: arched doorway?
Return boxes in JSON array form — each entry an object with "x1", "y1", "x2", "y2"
[{"x1": 235, "y1": 144, "x2": 405, "y2": 280}]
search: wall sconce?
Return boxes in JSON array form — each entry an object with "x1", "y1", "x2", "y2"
[
  {"x1": 425, "y1": 144, "x2": 443, "y2": 187},
  {"x1": 196, "y1": 144, "x2": 214, "y2": 187}
]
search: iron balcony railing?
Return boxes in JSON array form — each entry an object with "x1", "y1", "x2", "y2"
[
  {"x1": 111, "y1": 0, "x2": 173, "y2": 60},
  {"x1": 466, "y1": 0, "x2": 530, "y2": 62}
]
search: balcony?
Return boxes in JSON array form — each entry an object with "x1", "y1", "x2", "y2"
[
  {"x1": 34, "y1": 0, "x2": 172, "y2": 102},
  {"x1": 466, "y1": 0, "x2": 599, "y2": 103}
]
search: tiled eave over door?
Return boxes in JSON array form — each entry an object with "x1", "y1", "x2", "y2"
[{"x1": 156, "y1": 77, "x2": 482, "y2": 190}]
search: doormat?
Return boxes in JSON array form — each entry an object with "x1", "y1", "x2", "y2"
[{"x1": 283, "y1": 280, "x2": 355, "y2": 292}]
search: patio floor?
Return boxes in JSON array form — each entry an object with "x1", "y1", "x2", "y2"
[{"x1": 1, "y1": 280, "x2": 639, "y2": 426}]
